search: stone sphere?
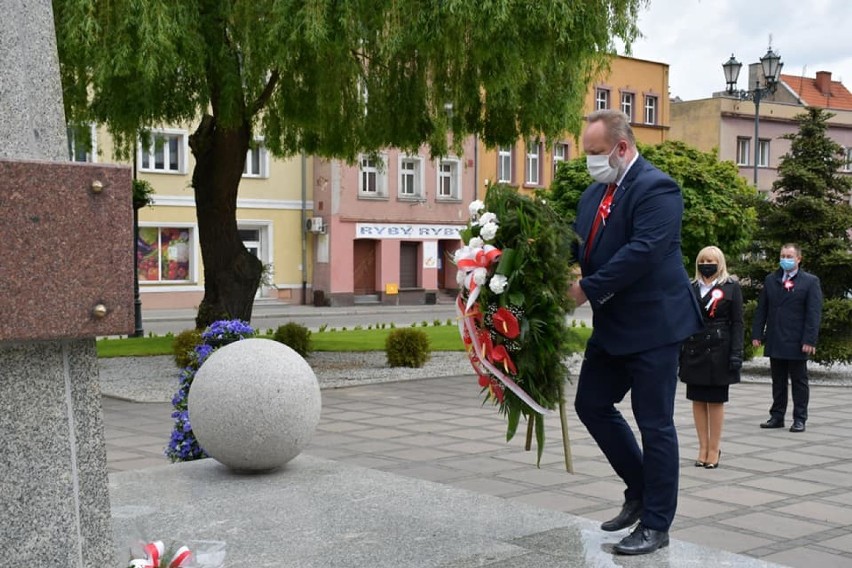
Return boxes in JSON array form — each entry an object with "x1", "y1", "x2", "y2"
[{"x1": 188, "y1": 338, "x2": 321, "y2": 471}]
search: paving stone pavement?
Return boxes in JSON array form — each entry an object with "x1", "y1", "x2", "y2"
[{"x1": 103, "y1": 374, "x2": 852, "y2": 568}]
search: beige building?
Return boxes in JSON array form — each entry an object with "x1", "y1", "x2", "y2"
[
  {"x1": 477, "y1": 55, "x2": 671, "y2": 195},
  {"x1": 671, "y1": 69, "x2": 852, "y2": 195},
  {"x1": 74, "y1": 124, "x2": 316, "y2": 310}
]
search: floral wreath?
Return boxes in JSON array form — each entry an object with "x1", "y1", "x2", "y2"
[
  {"x1": 166, "y1": 319, "x2": 255, "y2": 462},
  {"x1": 455, "y1": 184, "x2": 574, "y2": 463}
]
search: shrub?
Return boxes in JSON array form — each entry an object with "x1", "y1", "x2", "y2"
[
  {"x1": 813, "y1": 298, "x2": 852, "y2": 366},
  {"x1": 172, "y1": 328, "x2": 202, "y2": 368},
  {"x1": 743, "y1": 299, "x2": 757, "y2": 361},
  {"x1": 272, "y1": 322, "x2": 313, "y2": 357},
  {"x1": 385, "y1": 328, "x2": 431, "y2": 368}
]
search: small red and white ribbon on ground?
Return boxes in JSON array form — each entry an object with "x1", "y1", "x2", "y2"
[
  {"x1": 456, "y1": 295, "x2": 551, "y2": 415},
  {"x1": 705, "y1": 288, "x2": 724, "y2": 317},
  {"x1": 129, "y1": 541, "x2": 192, "y2": 568}
]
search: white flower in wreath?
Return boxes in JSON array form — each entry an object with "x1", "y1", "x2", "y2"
[
  {"x1": 489, "y1": 274, "x2": 508, "y2": 294},
  {"x1": 452, "y1": 245, "x2": 472, "y2": 264},
  {"x1": 472, "y1": 267, "x2": 488, "y2": 286},
  {"x1": 479, "y1": 221, "x2": 498, "y2": 241},
  {"x1": 469, "y1": 236, "x2": 484, "y2": 249},
  {"x1": 456, "y1": 270, "x2": 467, "y2": 286},
  {"x1": 468, "y1": 200, "x2": 485, "y2": 219},
  {"x1": 479, "y1": 211, "x2": 498, "y2": 226}
]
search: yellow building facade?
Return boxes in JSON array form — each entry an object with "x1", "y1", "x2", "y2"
[
  {"x1": 89, "y1": 124, "x2": 314, "y2": 310},
  {"x1": 477, "y1": 55, "x2": 670, "y2": 194}
]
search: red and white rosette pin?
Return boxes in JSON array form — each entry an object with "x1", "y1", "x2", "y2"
[
  {"x1": 784, "y1": 279, "x2": 794, "y2": 292},
  {"x1": 705, "y1": 288, "x2": 724, "y2": 317}
]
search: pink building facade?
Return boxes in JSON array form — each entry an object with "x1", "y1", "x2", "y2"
[{"x1": 309, "y1": 138, "x2": 477, "y2": 306}]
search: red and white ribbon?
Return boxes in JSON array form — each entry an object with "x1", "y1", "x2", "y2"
[
  {"x1": 456, "y1": 295, "x2": 551, "y2": 415},
  {"x1": 128, "y1": 541, "x2": 192, "y2": 568},
  {"x1": 705, "y1": 288, "x2": 724, "y2": 317},
  {"x1": 455, "y1": 245, "x2": 502, "y2": 312}
]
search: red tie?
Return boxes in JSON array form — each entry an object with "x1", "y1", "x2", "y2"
[{"x1": 585, "y1": 183, "x2": 617, "y2": 262}]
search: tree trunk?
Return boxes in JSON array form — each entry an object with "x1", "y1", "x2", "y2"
[{"x1": 189, "y1": 114, "x2": 261, "y2": 329}]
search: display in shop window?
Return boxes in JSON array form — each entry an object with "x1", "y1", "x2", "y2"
[{"x1": 138, "y1": 227, "x2": 191, "y2": 282}]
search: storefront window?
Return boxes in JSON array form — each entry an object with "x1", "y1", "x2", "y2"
[{"x1": 137, "y1": 226, "x2": 192, "y2": 282}]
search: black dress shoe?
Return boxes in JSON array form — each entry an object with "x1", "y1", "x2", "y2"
[
  {"x1": 613, "y1": 523, "x2": 670, "y2": 555},
  {"x1": 790, "y1": 421, "x2": 806, "y2": 432},
  {"x1": 704, "y1": 450, "x2": 721, "y2": 469},
  {"x1": 760, "y1": 418, "x2": 784, "y2": 429},
  {"x1": 600, "y1": 499, "x2": 642, "y2": 532}
]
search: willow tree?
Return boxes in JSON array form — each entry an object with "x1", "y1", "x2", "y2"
[{"x1": 54, "y1": 0, "x2": 644, "y2": 327}]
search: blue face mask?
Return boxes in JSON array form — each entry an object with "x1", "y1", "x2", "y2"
[{"x1": 780, "y1": 258, "x2": 796, "y2": 272}]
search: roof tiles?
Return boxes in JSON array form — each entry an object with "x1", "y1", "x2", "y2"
[{"x1": 781, "y1": 73, "x2": 852, "y2": 110}]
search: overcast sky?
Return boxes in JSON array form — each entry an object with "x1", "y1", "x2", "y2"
[{"x1": 617, "y1": 0, "x2": 852, "y2": 101}]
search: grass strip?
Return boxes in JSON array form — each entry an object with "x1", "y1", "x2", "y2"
[{"x1": 97, "y1": 325, "x2": 593, "y2": 359}]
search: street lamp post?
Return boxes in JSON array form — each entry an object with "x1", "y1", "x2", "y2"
[{"x1": 722, "y1": 46, "x2": 784, "y2": 188}]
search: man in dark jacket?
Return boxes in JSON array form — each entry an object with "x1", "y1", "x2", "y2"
[
  {"x1": 569, "y1": 110, "x2": 703, "y2": 555},
  {"x1": 752, "y1": 243, "x2": 823, "y2": 433}
]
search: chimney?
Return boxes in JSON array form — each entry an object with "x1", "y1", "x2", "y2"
[{"x1": 815, "y1": 71, "x2": 832, "y2": 95}]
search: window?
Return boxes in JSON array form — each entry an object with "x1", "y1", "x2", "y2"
[
  {"x1": 137, "y1": 226, "x2": 193, "y2": 282},
  {"x1": 139, "y1": 130, "x2": 187, "y2": 173},
  {"x1": 398, "y1": 156, "x2": 423, "y2": 199},
  {"x1": 621, "y1": 92, "x2": 635, "y2": 122},
  {"x1": 595, "y1": 88, "x2": 610, "y2": 110},
  {"x1": 67, "y1": 124, "x2": 96, "y2": 163},
  {"x1": 843, "y1": 147, "x2": 852, "y2": 172},
  {"x1": 525, "y1": 140, "x2": 541, "y2": 185},
  {"x1": 359, "y1": 154, "x2": 387, "y2": 197},
  {"x1": 243, "y1": 141, "x2": 269, "y2": 178},
  {"x1": 736, "y1": 138, "x2": 750, "y2": 166},
  {"x1": 644, "y1": 96, "x2": 658, "y2": 125},
  {"x1": 437, "y1": 158, "x2": 461, "y2": 200},
  {"x1": 757, "y1": 139, "x2": 770, "y2": 167},
  {"x1": 497, "y1": 146, "x2": 513, "y2": 183},
  {"x1": 552, "y1": 143, "x2": 567, "y2": 176}
]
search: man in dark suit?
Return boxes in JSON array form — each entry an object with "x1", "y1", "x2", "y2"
[
  {"x1": 568, "y1": 109, "x2": 703, "y2": 556},
  {"x1": 752, "y1": 243, "x2": 823, "y2": 433}
]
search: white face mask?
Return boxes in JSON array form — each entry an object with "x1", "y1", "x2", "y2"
[{"x1": 586, "y1": 144, "x2": 621, "y2": 184}]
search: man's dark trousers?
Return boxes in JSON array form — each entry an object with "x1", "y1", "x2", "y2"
[
  {"x1": 769, "y1": 358, "x2": 809, "y2": 423},
  {"x1": 575, "y1": 340, "x2": 681, "y2": 532}
]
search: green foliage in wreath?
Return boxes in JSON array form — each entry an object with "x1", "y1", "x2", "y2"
[{"x1": 458, "y1": 184, "x2": 576, "y2": 463}]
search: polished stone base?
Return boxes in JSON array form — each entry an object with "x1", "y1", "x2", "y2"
[{"x1": 110, "y1": 455, "x2": 784, "y2": 567}]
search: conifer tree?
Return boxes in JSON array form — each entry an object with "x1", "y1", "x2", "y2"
[{"x1": 742, "y1": 107, "x2": 852, "y2": 364}]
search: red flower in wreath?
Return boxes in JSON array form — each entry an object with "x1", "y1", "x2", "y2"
[
  {"x1": 489, "y1": 344, "x2": 517, "y2": 375},
  {"x1": 476, "y1": 327, "x2": 493, "y2": 359},
  {"x1": 478, "y1": 375, "x2": 505, "y2": 403},
  {"x1": 492, "y1": 307, "x2": 520, "y2": 339}
]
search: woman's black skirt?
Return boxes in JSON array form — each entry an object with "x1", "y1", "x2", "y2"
[{"x1": 686, "y1": 384, "x2": 729, "y2": 403}]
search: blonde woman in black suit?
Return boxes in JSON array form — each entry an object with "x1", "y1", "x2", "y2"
[{"x1": 679, "y1": 246, "x2": 744, "y2": 469}]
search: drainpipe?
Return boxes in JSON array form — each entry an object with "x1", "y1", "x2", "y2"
[
  {"x1": 300, "y1": 152, "x2": 307, "y2": 305},
  {"x1": 473, "y1": 136, "x2": 478, "y2": 201}
]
